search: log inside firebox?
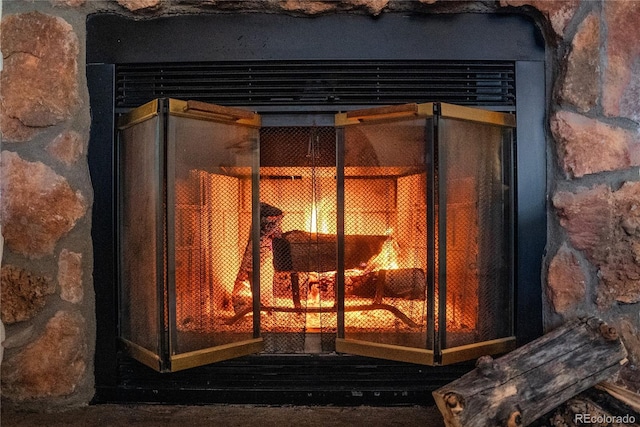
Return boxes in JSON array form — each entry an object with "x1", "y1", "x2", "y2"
[
  {"x1": 432, "y1": 317, "x2": 629, "y2": 427},
  {"x1": 349, "y1": 269, "x2": 426, "y2": 301},
  {"x1": 271, "y1": 231, "x2": 426, "y2": 304},
  {"x1": 272, "y1": 268, "x2": 427, "y2": 302},
  {"x1": 272, "y1": 230, "x2": 388, "y2": 273}
]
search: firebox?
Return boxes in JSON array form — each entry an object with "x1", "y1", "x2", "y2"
[{"x1": 118, "y1": 98, "x2": 515, "y2": 372}]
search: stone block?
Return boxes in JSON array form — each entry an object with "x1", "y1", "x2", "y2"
[
  {"x1": 553, "y1": 185, "x2": 614, "y2": 257},
  {"x1": 276, "y1": 0, "x2": 389, "y2": 15},
  {"x1": 547, "y1": 244, "x2": 587, "y2": 314},
  {"x1": 279, "y1": 0, "x2": 340, "y2": 14},
  {"x1": 0, "y1": 12, "x2": 80, "y2": 141},
  {"x1": 603, "y1": 1, "x2": 640, "y2": 122},
  {"x1": 550, "y1": 110, "x2": 637, "y2": 178},
  {"x1": 1, "y1": 310, "x2": 87, "y2": 401},
  {"x1": 554, "y1": 183, "x2": 640, "y2": 309},
  {"x1": 1, "y1": 265, "x2": 55, "y2": 324},
  {"x1": 558, "y1": 13, "x2": 600, "y2": 112},
  {"x1": 58, "y1": 249, "x2": 83, "y2": 304},
  {"x1": 0, "y1": 151, "x2": 87, "y2": 258},
  {"x1": 499, "y1": 0, "x2": 580, "y2": 37},
  {"x1": 117, "y1": 0, "x2": 161, "y2": 11}
]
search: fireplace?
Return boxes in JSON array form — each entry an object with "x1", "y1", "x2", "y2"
[{"x1": 87, "y1": 12, "x2": 546, "y2": 403}]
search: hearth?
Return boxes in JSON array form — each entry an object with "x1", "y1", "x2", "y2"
[{"x1": 87, "y1": 12, "x2": 546, "y2": 404}]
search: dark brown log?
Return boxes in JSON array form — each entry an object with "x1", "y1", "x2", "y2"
[
  {"x1": 273, "y1": 230, "x2": 387, "y2": 272},
  {"x1": 533, "y1": 387, "x2": 640, "y2": 426},
  {"x1": 349, "y1": 268, "x2": 426, "y2": 301},
  {"x1": 595, "y1": 382, "x2": 640, "y2": 413},
  {"x1": 232, "y1": 203, "x2": 283, "y2": 313},
  {"x1": 433, "y1": 317, "x2": 628, "y2": 427}
]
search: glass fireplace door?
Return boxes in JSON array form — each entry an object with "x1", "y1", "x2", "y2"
[
  {"x1": 118, "y1": 98, "x2": 263, "y2": 372},
  {"x1": 335, "y1": 103, "x2": 516, "y2": 365},
  {"x1": 119, "y1": 98, "x2": 516, "y2": 372}
]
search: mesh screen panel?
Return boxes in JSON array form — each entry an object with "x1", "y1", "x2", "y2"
[
  {"x1": 169, "y1": 115, "x2": 255, "y2": 354},
  {"x1": 119, "y1": 117, "x2": 161, "y2": 354},
  {"x1": 260, "y1": 127, "x2": 337, "y2": 353},
  {"x1": 439, "y1": 118, "x2": 511, "y2": 348},
  {"x1": 343, "y1": 120, "x2": 429, "y2": 349}
]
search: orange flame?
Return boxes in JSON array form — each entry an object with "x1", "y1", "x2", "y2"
[
  {"x1": 364, "y1": 228, "x2": 400, "y2": 273},
  {"x1": 306, "y1": 198, "x2": 331, "y2": 234}
]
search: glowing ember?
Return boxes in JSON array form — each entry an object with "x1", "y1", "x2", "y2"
[{"x1": 306, "y1": 282, "x2": 322, "y2": 329}]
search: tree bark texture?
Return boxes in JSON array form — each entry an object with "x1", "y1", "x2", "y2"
[{"x1": 432, "y1": 317, "x2": 628, "y2": 427}]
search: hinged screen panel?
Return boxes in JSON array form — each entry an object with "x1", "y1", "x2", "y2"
[
  {"x1": 436, "y1": 104, "x2": 516, "y2": 364},
  {"x1": 118, "y1": 98, "x2": 263, "y2": 372},
  {"x1": 335, "y1": 102, "x2": 516, "y2": 366},
  {"x1": 335, "y1": 104, "x2": 435, "y2": 365},
  {"x1": 118, "y1": 100, "x2": 164, "y2": 370}
]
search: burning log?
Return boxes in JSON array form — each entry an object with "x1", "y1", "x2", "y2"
[
  {"x1": 273, "y1": 230, "x2": 388, "y2": 272},
  {"x1": 349, "y1": 268, "x2": 426, "y2": 301},
  {"x1": 271, "y1": 230, "x2": 387, "y2": 308},
  {"x1": 232, "y1": 203, "x2": 426, "y2": 319},
  {"x1": 272, "y1": 230, "x2": 426, "y2": 303},
  {"x1": 432, "y1": 317, "x2": 628, "y2": 427}
]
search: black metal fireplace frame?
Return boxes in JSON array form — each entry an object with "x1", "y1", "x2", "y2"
[{"x1": 87, "y1": 12, "x2": 546, "y2": 404}]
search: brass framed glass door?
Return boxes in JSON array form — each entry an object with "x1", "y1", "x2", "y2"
[
  {"x1": 334, "y1": 103, "x2": 517, "y2": 365},
  {"x1": 118, "y1": 98, "x2": 263, "y2": 372},
  {"x1": 118, "y1": 99, "x2": 516, "y2": 371}
]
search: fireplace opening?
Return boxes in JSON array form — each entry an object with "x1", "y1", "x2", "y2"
[
  {"x1": 118, "y1": 99, "x2": 515, "y2": 372},
  {"x1": 88, "y1": 12, "x2": 546, "y2": 404}
]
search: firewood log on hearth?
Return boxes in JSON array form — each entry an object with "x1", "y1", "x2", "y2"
[{"x1": 432, "y1": 317, "x2": 629, "y2": 427}]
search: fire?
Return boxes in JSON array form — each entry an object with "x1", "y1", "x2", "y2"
[
  {"x1": 306, "y1": 282, "x2": 322, "y2": 329},
  {"x1": 364, "y1": 228, "x2": 400, "y2": 273},
  {"x1": 236, "y1": 280, "x2": 252, "y2": 299},
  {"x1": 173, "y1": 188, "x2": 476, "y2": 336},
  {"x1": 305, "y1": 198, "x2": 330, "y2": 234},
  {"x1": 308, "y1": 200, "x2": 319, "y2": 233}
]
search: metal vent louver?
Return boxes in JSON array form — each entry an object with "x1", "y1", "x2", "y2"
[{"x1": 115, "y1": 60, "x2": 515, "y2": 110}]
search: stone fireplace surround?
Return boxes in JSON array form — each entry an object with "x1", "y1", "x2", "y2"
[
  {"x1": 1, "y1": 0, "x2": 639, "y2": 412},
  {"x1": 87, "y1": 10, "x2": 546, "y2": 402}
]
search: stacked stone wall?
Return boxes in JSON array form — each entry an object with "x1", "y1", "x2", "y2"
[{"x1": 1, "y1": 0, "x2": 638, "y2": 409}]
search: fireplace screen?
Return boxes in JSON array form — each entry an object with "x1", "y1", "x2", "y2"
[{"x1": 118, "y1": 98, "x2": 516, "y2": 372}]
